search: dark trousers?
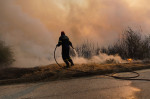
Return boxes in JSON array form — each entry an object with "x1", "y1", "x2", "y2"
[{"x1": 62, "y1": 47, "x2": 74, "y2": 67}]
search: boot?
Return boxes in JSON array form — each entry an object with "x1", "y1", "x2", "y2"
[
  {"x1": 64, "y1": 60, "x2": 70, "y2": 68},
  {"x1": 68, "y1": 59, "x2": 74, "y2": 66}
]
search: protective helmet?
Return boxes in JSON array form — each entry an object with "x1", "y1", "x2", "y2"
[{"x1": 61, "y1": 31, "x2": 65, "y2": 35}]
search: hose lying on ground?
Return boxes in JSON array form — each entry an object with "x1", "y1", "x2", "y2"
[
  {"x1": 106, "y1": 71, "x2": 140, "y2": 79},
  {"x1": 54, "y1": 47, "x2": 150, "y2": 81},
  {"x1": 106, "y1": 71, "x2": 150, "y2": 81}
]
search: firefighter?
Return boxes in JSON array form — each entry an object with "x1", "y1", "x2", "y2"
[{"x1": 56, "y1": 31, "x2": 74, "y2": 68}]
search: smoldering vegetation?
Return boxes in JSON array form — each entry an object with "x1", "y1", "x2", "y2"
[
  {"x1": 1, "y1": 0, "x2": 150, "y2": 67},
  {"x1": 1, "y1": 27, "x2": 150, "y2": 84},
  {"x1": 73, "y1": 27, "x2": 150, "y2": 61}
]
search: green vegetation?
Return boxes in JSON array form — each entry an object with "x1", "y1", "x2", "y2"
[{"x1": 0, "y1": 40, "x2": 14, "y2": 67}]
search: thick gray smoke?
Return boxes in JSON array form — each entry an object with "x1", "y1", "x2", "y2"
[{"x1": 0, "y1": 0, "x2": 150, "y2": 67}]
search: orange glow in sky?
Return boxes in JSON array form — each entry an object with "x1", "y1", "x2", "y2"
[{"x1": 5, "y1": 0, "x2": 150, "y2": 45}]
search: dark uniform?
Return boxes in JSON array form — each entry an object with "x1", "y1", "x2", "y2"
[{"x1": 57, "y1": 32, "x2": 74, "y2": 68}]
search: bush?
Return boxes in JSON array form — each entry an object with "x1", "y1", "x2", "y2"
[
  {"x1": 74, "y1": 27, "x2": 150, "y2": 60},
  {"x1": 74, "y1": 40, "x2": 100, "y2": 59},
  {"x1": 0, "y1": 41, "x2": 14, "y2": 67},
  {"x1": 105, "y1": 27, "x2": 150, "y2": 60}
]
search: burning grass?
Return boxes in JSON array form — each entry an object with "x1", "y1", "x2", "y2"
[{"x1": 0, "y1": 62, "x2": 150, "y2": 85}]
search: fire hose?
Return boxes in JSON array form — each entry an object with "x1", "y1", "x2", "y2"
[
  {"x1": 54, "y1": 46, "x2": 75, "y2": 68},
  {"x1": 54, "y1": 47, "x2": 150, "y2": 81},
  {"x1": 54, "y1": 46, "x2": 62, "y2": 67},
  {"x1": 106, "y1": 71, "x2": 140, "y2": 80}
]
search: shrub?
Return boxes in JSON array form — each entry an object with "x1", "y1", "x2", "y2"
[
  {"x1": 74, "y1": 40, "x2": 100, "y2": 59},
  {"x1": 105, "y1": 27, "x2": 150, "y2": 60},
  {"x1": 74, "y1": 27, "x2": 150, "y2": 60},
  {"x1": 0, "y1": 41, "x2": 14, "y2": 67}
]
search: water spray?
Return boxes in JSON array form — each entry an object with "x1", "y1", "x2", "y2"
[{"x1": 73, "y1": 48, "x2": 78, "y2": 58}]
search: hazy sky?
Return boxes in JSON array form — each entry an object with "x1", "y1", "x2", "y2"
[
  {"x1": 0, "y1": 0, "x2": 150, "y2": 67},
  {"x1": 15, "y1": 0, "x2": 150, "y2": 44}
]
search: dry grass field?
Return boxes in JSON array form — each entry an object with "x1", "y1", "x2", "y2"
[{"x1": 0, "y1": 62, "x2": 150, "y2": 85}]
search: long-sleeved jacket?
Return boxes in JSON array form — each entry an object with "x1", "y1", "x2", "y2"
[{"x1": 57, "y1": 35, "x2": 73, "y2": 49}]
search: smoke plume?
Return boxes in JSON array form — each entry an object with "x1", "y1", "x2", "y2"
[
  {"x1": 0, "y1": 0, "x2": 54, "y2": 67},
  {"x1": 0, "y1": 0, "x2": 150, "y2": 67}
]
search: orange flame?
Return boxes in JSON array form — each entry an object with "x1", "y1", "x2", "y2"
[{"x1": 127, "y1": 58, "x2": 133, "y2": 62}]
